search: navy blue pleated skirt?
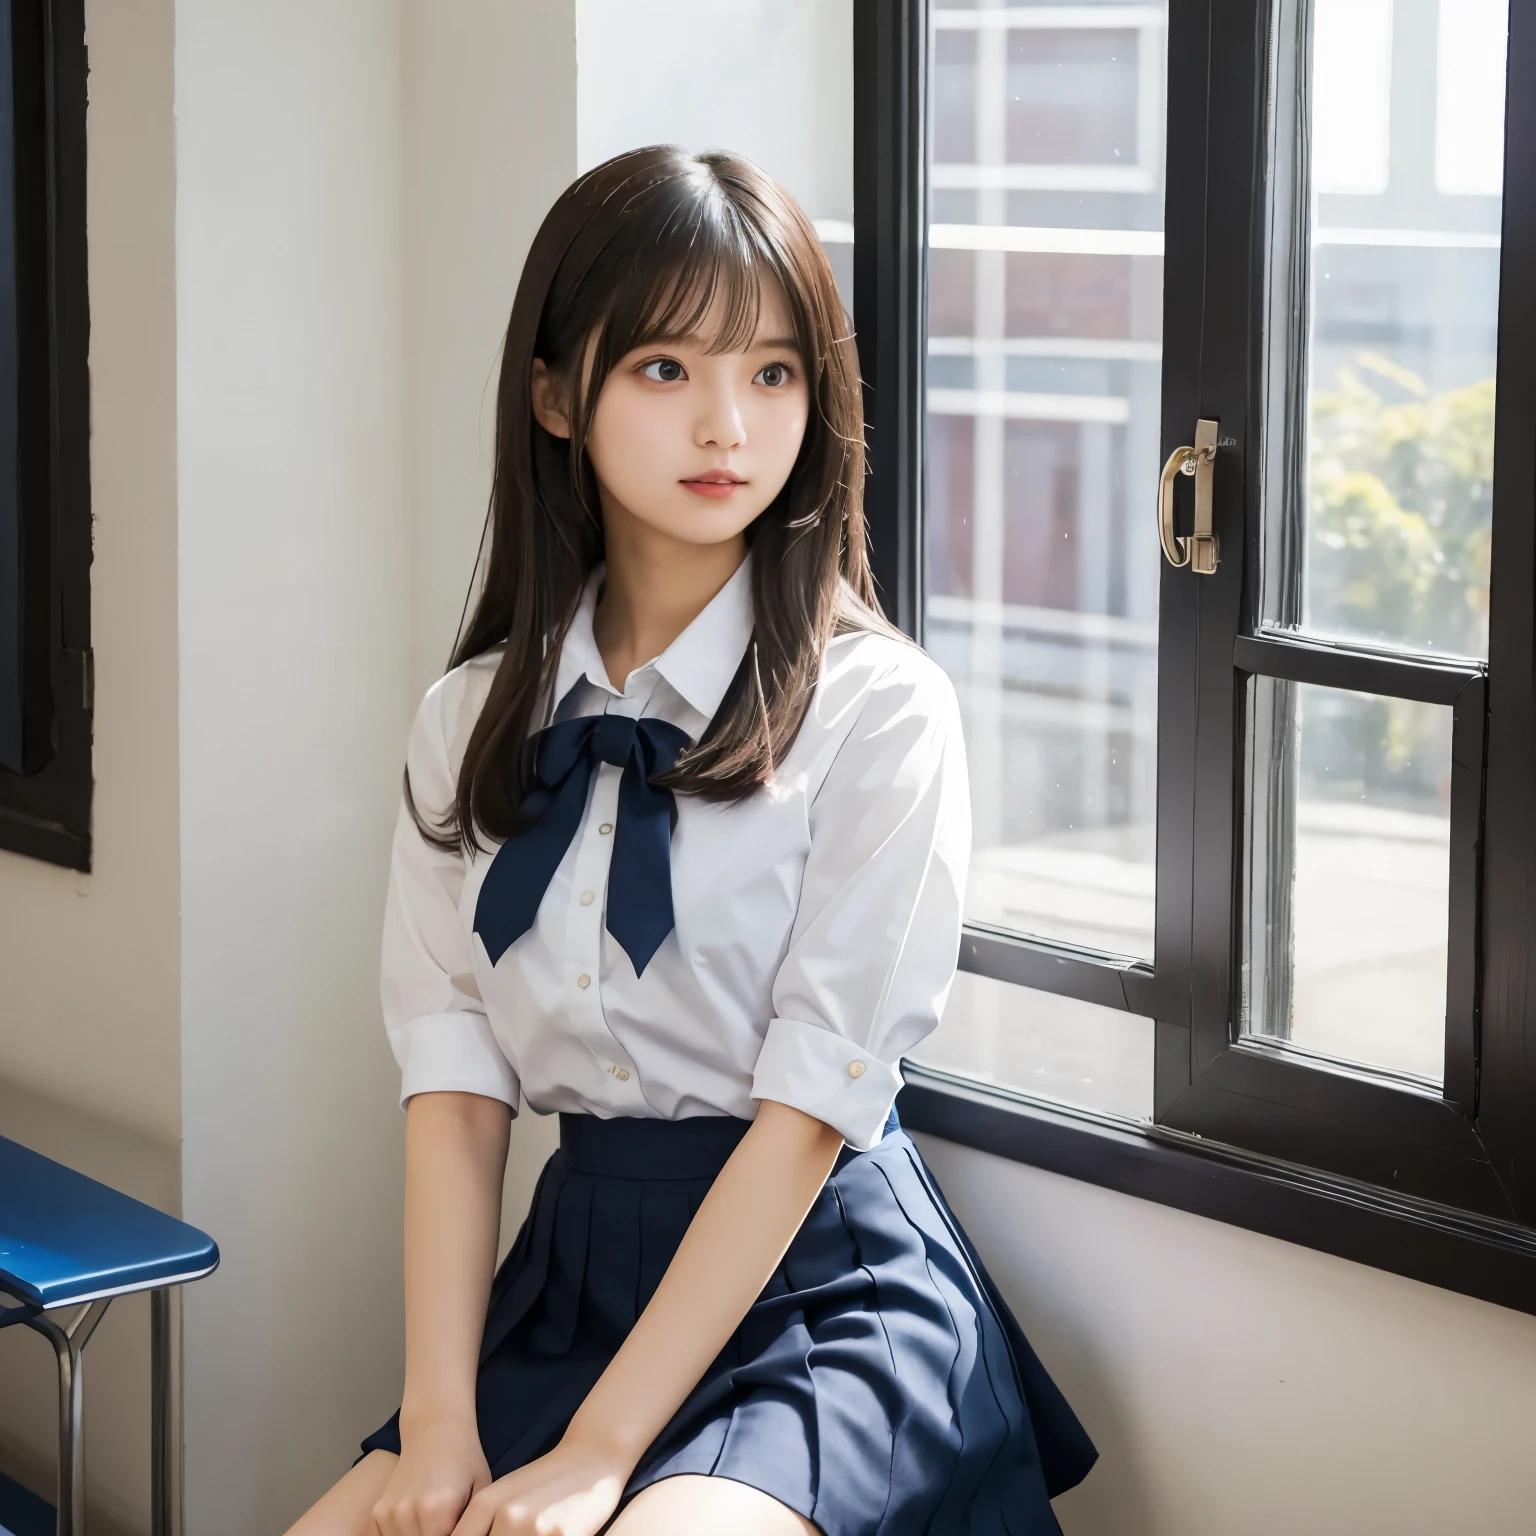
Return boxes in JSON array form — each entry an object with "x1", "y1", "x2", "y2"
[{"x1": 360, "y1": 1110, "x2": 1095, "y2": 1533}]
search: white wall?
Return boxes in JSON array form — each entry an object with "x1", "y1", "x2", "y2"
[
  {"x1": 173, "y1": 4, "x2": 580, "y2": 1530},
  {"x1": 2, "y1": 5, "x2": 577, "y2": 1529},
  {"x1": 401, "y1": 0, "x2": 580, "y2": 700},
  {"x1": 173, "y1": 3, "x2": 411, "y2": 1528},
  {"x1": 0, "y1": 0, "x2": 181, "y2": 1146},
  {"x1": 397, "y1": 0, "x2": 578, "y2": 1248},
  {"x1": 576, "y1": 0, "x2": 853, "y2": 227},
  {"x1": 918, "y1": 1136, "x2": 1536, "y2": 1535},
  {"x1": 0, "y1": 0, "x2": 181, "y2": 1527}
]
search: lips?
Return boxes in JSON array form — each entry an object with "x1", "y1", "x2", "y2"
[{"x1": 681, "y1": 471, "x2": 747, "y2": 500}]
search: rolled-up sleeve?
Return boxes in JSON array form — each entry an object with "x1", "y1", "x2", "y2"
[
  {"x1": 751, "y1": 653, "x2": 971, "y2": 1149},
  {"x1": 381, "y1": 679, "x2": 520, "y2": 1112}
]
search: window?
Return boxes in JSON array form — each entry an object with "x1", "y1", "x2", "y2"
[
  {"x1": 0, "y1": 0, "x2": 91, "y2": 870},
  {"x1": 858, "y1": 0, "x2": 1536, "y2": 1313}
]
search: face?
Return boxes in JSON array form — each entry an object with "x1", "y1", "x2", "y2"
[{"x1": 532, "y1": 281, "x2": 811, "y2": 551}]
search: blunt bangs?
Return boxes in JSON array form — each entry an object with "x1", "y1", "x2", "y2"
[{"x1": 629, "y1": 194, "x2": 775, "y2": 357}]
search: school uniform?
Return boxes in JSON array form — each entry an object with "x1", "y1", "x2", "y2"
[{"x1": 360, "y1": 553, "x2": 1097, "y2": 1533}]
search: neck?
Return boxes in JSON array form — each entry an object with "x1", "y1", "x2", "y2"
[{"x1": 593, "y1": 511, "x2": 748, "y2": 692}]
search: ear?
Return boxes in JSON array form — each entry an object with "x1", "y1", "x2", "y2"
[{"x1": 530, "y1": 358, "x2": 573, "y2": 440}]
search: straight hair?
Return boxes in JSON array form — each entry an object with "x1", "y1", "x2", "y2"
[{"x1": 415, "y1": 145, "x2": 896, "y2": 853}]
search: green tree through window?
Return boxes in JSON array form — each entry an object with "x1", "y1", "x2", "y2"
[{"x1": 1308, "y1": 353, "x2": 1494, "y2": 662}]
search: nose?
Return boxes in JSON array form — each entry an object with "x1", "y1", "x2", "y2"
[{"x1": 694, "y1": 375, "x2": 746, "y2": 451}]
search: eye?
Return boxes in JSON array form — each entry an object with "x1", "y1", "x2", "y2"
[
  {"x1": 640, "y1": 357, "x2": 686, "y2": 383},
  {"x1": 755, "y1": 361, "x2": 794, "y2": 388}
]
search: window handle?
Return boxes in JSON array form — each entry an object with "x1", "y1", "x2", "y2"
[{"x1": 1157, "y1": 417, "x2": 1220, "y2": 574}]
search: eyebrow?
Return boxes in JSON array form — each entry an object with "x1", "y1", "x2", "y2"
[{"x1": 641, "y1": 332, "x2": 801, "y2": 354}]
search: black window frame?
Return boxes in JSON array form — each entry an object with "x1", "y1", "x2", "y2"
[
  {"x1": 0, "y1": 0, "x2": 90, "y2": 872},
  {"x1": 860, "y1": 0, "x2": 1536, "y2": 1314}
]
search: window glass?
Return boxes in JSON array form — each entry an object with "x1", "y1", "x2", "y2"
[
  {"x1": 1263, "y1": 0, "x2": 1506, "y2": 660},
  {"x1": 1242, "y1": 679, "x2": 1451, "y2": 1082},
  {"x1": 1247, "y1": 0, "x2": 1508, "y2": 1088},
  {"x1": 574, "y1": 0, "x2": 854, "y2": 310},
  {"x1": 1435, "y1": 0, "x2": 1508, "y2": 196},
  {"x1": 913, "y1": 970, "x2": 1154, "y2": 1121},
  {"x1": 1312, "y1": 0, "x2": 1392, "y2": 195},
  {"x1": 925, "y1": 1, "x2": 1167, "y2": 961}
]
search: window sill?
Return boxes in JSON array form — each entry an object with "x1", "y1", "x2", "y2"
[{"x1": 897, "y1": 1063, "x2": 1536, "y2": 1318}]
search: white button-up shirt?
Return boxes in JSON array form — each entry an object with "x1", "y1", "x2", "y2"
[{"x1": 381, "y1": 555, "x2": 970, "y2": 1150}]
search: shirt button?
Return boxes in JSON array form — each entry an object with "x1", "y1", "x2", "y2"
[
  {"x1": 579, "y1": 890, "x2": 595, "y2": 906},
  {"x1": 598, "y1": 822, "x2": 614, "y2": 836},
  {"x1": 847, "y1": 1061, "x2": 867, "y2": 1079},
  {"x1": 577, "y1": 973, "x2": 591, "y2": 989}
]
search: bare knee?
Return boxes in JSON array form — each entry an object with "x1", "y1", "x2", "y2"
[
  {"x1": 283, "y1": 1449, "x2": 397, "y2": 1536},
  {"x1": 608, "y1": 1474, "x2": 820, "y2": 1536}
]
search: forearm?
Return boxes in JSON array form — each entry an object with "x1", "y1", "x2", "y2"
[
  {"x1": 562, "y1": 1100, "x2": 843, "y2": 1466},
  {"x1": 398, "y1": 1090, "x2": 511, "y2": 1438}
]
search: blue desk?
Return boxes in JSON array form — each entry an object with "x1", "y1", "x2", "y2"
[{"x1": 0, "y1": 1134, "x2": 219, "y2": 1536}]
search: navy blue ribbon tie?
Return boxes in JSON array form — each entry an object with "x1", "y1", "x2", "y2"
[{"x1": 473, "y1": 713, "x2": 692, "y2": 976}]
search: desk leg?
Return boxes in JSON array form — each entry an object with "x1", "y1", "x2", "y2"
[
  {"x1": 150, "y1": 1288, "x2": 173, "y2": 1536},
  {"x1": 28, "y1": 1297, "x2": 110, "y2": 1536}
]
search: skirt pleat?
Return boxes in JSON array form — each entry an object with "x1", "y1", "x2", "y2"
[
  {"x1": 360, "y1": 1112, "x2": 1095, "y2": 1535},
  {"x1": 532, "y1": 1173, "x2": 592, "y2": 1357},
  {"x1": 478, "y1": 1153, "x2": 567, "y2": 1363}
]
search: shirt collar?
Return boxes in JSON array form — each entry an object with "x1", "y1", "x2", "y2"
[{"x1": 552, "y1": 552, "x2": 755, "y2": 722}]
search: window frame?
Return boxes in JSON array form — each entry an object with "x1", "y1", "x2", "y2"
[
  {"x1": 860, "y1": 0, "x2": 1536, "y2": 1314},
  {"x1": 0, "y1": 0, "x2": 92, "y2": 872}
]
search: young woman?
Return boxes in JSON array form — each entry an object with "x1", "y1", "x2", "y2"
[{"x1": 287, "y1": 146, "x2": 1095, "y2": 1536}]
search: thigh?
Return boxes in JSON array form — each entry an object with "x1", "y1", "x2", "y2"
[
  {"x1": 283, "y1": 1449, "x2": 398, "y2": 1536},
  {"x1": 608, "y1": 1474, "x2": 820, "y2": 1536}
]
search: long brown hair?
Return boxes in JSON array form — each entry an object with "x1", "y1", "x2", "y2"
[{"x1": 418, "y1": 145, "x2": 893, "y2": 854}]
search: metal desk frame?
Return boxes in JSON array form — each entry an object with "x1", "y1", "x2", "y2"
[{"x1": 15, "y1": 1266, "x2": 214, "y2": 1536}]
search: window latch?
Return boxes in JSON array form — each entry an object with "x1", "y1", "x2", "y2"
[{"x1": 1157, "y1": 418, "x2": 1220, "y2": 574}]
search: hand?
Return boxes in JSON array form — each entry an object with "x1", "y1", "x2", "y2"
[
  {"x1": 370, "y1": 1416, "x2": 492, "y2": 1536},
  {"x1": 449, "y1": 1439, "x2": 629, "y2": 1536}
]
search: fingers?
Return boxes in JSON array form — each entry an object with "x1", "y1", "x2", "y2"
[
  {"x1": 480, "y1": 1491, "x2": 607, "y2": 1536},
  {"x1": 369, "y1": 1497, "x2": 422, "y2": 1536},
  {"x1": 452, "y1": 1487, "x2": 547, "y2": 1536},
  {"x1": 367, "y1": 1502, "x2": 404, "y2": 1536},
  {"x1": 449, "y1": 1458, "x2": 619, "y2": 1536},
  {"x1": 365, "y1": 1501, "x2": 396, "y2": 1536},
  {"x1": 371, "y1": 1489, "x2": 467, "y2": 1536},
  {"x1": 448, "y1": 1491, "x2": 496, "y2": 1536}
]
